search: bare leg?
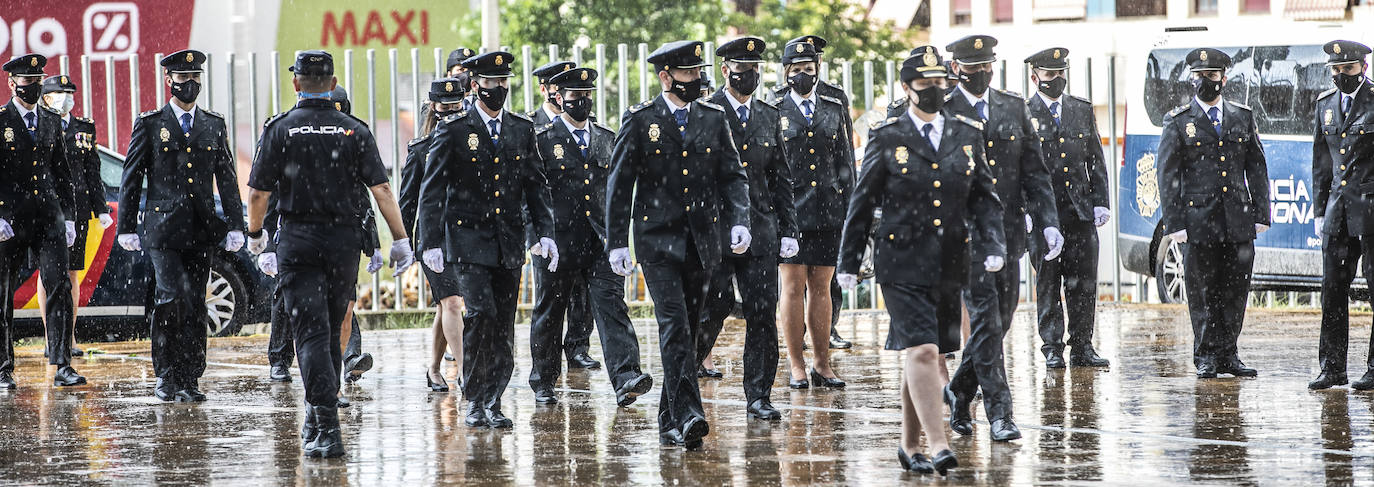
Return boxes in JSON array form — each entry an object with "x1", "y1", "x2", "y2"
[
  {"x1": 339, "y1": 303, "x2": 355, "y2": 399},
  {"x1": 960, "y1": 302, "x2": 971, "y2": 345},
  {"x1": 779, "y1": 264, "x2": 809, "y2": 380},
  {"x1": 429, "y1": 312, "x2": 447, "y2": 379},
  {"x1": 806, "y1": 266, "x2": 837, "y2": 379},
  {"x1": 701, "y1": 351, "x2": 715, "y2": 371},
  {"x1": 435, "y1": 296, "x2": 465, "y2": 384},
  {"x1": 938, "y1": 356, "x2": 950, "y2": 384},
  {"x1": 900, "y1": 364, "x2": 924, "y2": 453},
  {"x1": 905, "y1": 344, "x2": 950, "y2": 454}
]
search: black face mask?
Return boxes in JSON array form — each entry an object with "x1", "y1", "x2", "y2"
[
  {"x1": 909, "y1": 84, "x2": 945, "y2": 114},
  {"x1": 728, "y1": 69, "x2": 760, "y2": 96},
  {"x1": 1334, "y1": 72, "x2": 1365, "y2": 94},
  {"x1": 667, "y1": 75, "x2": 703, "y2": 102},
  {"x1": 562, "y1": 96, "x2": 593, "y2": 122},
  {"x1": 787, "y1": 72, "x2": 817, "y2": 96},
  {"x1": 1193, "y1": 76, "x2": 1222, "y2": 103},
  {"x1": 13, "y1": 82, "x2": 40, "y2": 105},
  {"x1": 961, "y1": 70, "x2": 992, "y2": 96},
  {"x1": 171, "y1": 79, "x2": 200, "y2": 104},
  {"x1": 1038, "y1": 76, "x2": 1067, "y2": 99},
  {"x1": 478, "y1": 84, "x2": 509, "y2": 110},
  {"x1": 545, "y1": 88, "x2": 560, "y2": 109}
]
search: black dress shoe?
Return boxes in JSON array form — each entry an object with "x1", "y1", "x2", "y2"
[
  {"x1": 177, "y1": 384, "x2": 207, "y2": 403},
  {"x1": 1069, "y1": 348, "x2": 1111, "y2": 367},
  {"x1": 534, "y1": 389, "x2": 559, "y2": 405},
  {"x1": 568, "y1": 353, "x2": 602, "y2": 369},
  {"x1": 681, "y1": 416, "x2": 709, "y2": 449},
  {"x1": 71, "y1": 346, "x2": 84, "y2": 357},
  {"x1": 1218, "y1": 358, "x2": 1257, "y2": 377},
  {"x1": 269, "y1": 364, "x2": 292, "y2": 382},
  {"x1": 1352, "y1": 368, "x2": 1374, "y2": 391},
  {"x1": 829, "y1": 332, "x2": 853, "y2": 349},
  {"x1": 659, "y1": 428, "x2": 685, "y2": 446},
  {"x1": 154, "y1": 378, "x2": 177, "y2": 401},
  {"x1": 464, "y1": 403, "x2": 489, "y2": 427},
  {"x1": 1196, "y1": 361, "x2": 1218, "y2": 379},
  {"x1": 336, "y1": 396, "x2": 351, "y2": 408},
  {"x1": 615, "y1": 373, "x2": 653, "y2": 407},
  {"x1": 53, "y1": 366, "x2": 87, "y2": 387},
  {"x1": 305, "y1": 406, "x2": 345, "y2": 458},
  {"x1": 1308, "y1": 370, "x2": 1348, "y2": 390},
  {"x1": 788, "y1": 376, "x2": 809, "y2": 389},
  {"x1": 697, "y1": 365, "x2": 723, "y2": 379},
  {"x1": 945, "y1": 384, "x2": 973, "y2": 436},
  {"x1": 1045, "y1": 352, "x2": 1067, "y2": 369},
  {"x1": 486, "y1": 406, "x2": 514, "y2": 428},
  {"x1": 990, "y1": 418, "x2": 1022, "y2": 441},
  {"x1": 932, "y1": 449, "x2": 958, "y2": 475},
  {"x1": 301, "y1": 405, "x2": 319, "y2": 448},
  {"x1": 0, "y1": 371, "x2": 15, "y2": 390},
  {"x1": 343, "y1": 353, "x2": 373, "y2": 383},
  {"x1": 426, "y1": 370, "x2": 450, "y2": 392},
  {"x1": 898, "y1": 447, "x2": 934, "y2": 473},
  {"x1": 809, "y1": 368, "x2": 845, "y2": 388},
  {"x1": 444, "y1": 352, "x2": 456, "y2": 362},
  {"x1": 747, "y1": 399, "x2": 781, "y2": 421}
]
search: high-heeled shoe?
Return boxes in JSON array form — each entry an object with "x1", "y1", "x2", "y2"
[
  {"x1": 897, "y1": 447, "x2": 935, "y2": 473},
  {"x1": 426, "y1": 371, "x2": 449, "y2": 392},
  {"x1": 932, "y1": 449, "x2": 958, "y2": 475},
  {"x1": 788, "y1": 376, "x2": 809, "y2": 389},
  {"x1": 809, "y1": 368, "x2": 846, "y2": 388}
]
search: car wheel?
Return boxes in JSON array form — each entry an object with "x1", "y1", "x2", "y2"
[
  {"x1": 1155, "y1": 237, "x2": 1187, "y2": 304},
  {"x1": 207, "y1": 258, "x2": 247, "y2": 337}
]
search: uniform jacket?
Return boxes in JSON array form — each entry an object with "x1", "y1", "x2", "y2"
[
  {"x1": 1314, "y1": 80, "x2": 1374, "y2": 235},
  {"x1": 60, "y1": 116, "x2": 111, "y2": 219},
  {"x1": 529, "y1": 117, "x2": 616, "y2": 270},
  {"x1": 0, "y1": 101, "x2": 73, "y2": 223},
  {"x1": 709, "y1": 89, "x2": 797, "y2": 259},
  {"x1": 1026, "y1": 94, "x2": 1109, "y2": 222},
  {"x1": 118, "y1": 103, "x2": 242, "y2": 249},
  {"x1": 778, "y1": 92, "x2": 854, "y2": 231},
  {"x1": 400, "y1": 131, "x2": 432, "y2": 248},
  {"x1": 1157, "y1": 99, "x2": 1270, "y2": 244}
]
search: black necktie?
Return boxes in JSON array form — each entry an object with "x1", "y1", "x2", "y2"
[
  {"x1": 737, "y1": 105, "x2": 749, "y2": 125},
  {"x1": 489, "y1": 119, "x2": 501, "y2": 147},
  {"x1": 922, "y1": 123, "x2": 936, "y2": 152}
]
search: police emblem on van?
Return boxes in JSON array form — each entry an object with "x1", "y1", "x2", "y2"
[{"x1": 1136, "y1": 152, "x2": 1160, "y2": 218}]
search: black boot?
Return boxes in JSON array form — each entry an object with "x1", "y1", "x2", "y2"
[
  {"x1": 301, "y1": 405, "x2": 319, "y2": 449},
  {"x1": 305, "y1": 405, "x2": 345, "y2": 458}
]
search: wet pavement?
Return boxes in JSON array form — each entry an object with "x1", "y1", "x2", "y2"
[{"x1": 2, "y1": 303, "x2": 1373, "y2": 485}]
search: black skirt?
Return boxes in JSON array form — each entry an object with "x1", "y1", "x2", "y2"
[
  {"x1": 423, "y1": 264, "x2": 462, "y2": 302},
  {"x1": 881, "y1": 282, "x2": 962, "y2": 353},
  {"x1": 781, "y1": 228, "x2": 841, "y2": 267}
]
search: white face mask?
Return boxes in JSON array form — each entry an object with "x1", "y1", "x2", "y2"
[{"x1": 42, "y1": 93, "x2": 75, "y2": 115}]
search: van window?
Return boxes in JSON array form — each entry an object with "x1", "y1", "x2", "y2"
[{"x1": 1144, "y1": 44, "x2": 1331, "y2": 136}]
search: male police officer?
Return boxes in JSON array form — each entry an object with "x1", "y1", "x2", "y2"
[
  {"x1": 528, "y1": 67, "x2": 653, "y2": 406},
  {"x1": 606, "y1": 40, "x2": 751, "y2": 449},
  {"x1": 39, "y1": 73, "x2": 112, "y2": 358},
  {"x1": 419, "y1": 51, "x2": 558, "y2": 428},
  {"x1": 0, "y1": 54, "x2": 82, "y2": 388},
  {"x1": 447, "y1": 48, "x2": 478, "y2": 110},
  {"x1": 530, "y1": 60, "x2": 576, "y2": 126},
  {"x1": 118, "y1": 50, "x2": 243, "y2": 401},
  {"x1": 1157, "y1": 47, "x2": 1269, "y2": 379},
  {"x1": 246, "y1": 50, "x2": 414, "y2": 458},
  {"x1": 699, "y1": 36, "x2": 798, "y2": 420},
  {"x1": 942, "y1": 35, "x2": 1061, "y2": 442},
  {"x1": 1023, "y1": 48, "x2": 1113, "y2": 368},
  {"x1": 1311, "y1": 40, "x2": 1374, "y2": 391}
]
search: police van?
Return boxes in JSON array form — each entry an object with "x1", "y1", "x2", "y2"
[{"x1": 1117, "y1": 26, "x2": 1371, "y2": 303}]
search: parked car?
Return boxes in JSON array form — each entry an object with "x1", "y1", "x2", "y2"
[{"x1": 13, "y1": 146, "x2": 272, "y2": 341}]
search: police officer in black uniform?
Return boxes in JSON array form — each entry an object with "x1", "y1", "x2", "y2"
[
  {"x1": 447, "y1": 48, "x2": 478, "y2": 109},
  {"x1": 0, "y1": 53, "x2": 83, "y2": 389},
  {"x1": 1023, "y1": 48, "x2": 1113, "y2": 368},
  {"x1": 1311, "y1": 40, "x2": 1374, "y2": 391},
  {"x1": 606, "y1": 40, "x2": 751, "y2": 449},
  {"x1": 839, "y1": 46, "x2": 1005, "y2": 474},
  {"x1": 528, "y1": 67, "x2": 653, "y2": 406},
  {"x1": 941, "y1": 35, "x2": 1061, "y2": 442},
  {"x1": 117, "y1": 50, "x2": 244, "y2": 401},
  {"x1": 530, "y1": 60, "x2": 575, "y2": 126},
  {"x1": 246, "y1": 50, "x2": 414, "y2": 458},
  {"x1": 39, "y1": 73, "x2": 112, "y2": 358},
  {"x1": 698, "y1": 36, "x2": 797, "y2": 420},
  {"x1": 418, "y1": 51, "x2": 558, "y2": 428},
  {"x1": 1157, "y1": 47, "x2": 1269, "y2": 379}
]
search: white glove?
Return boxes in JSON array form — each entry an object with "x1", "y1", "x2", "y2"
[
  {"x1": 390, "y1": 238, "x2": 415, "y2": 276},
  {"x1": 837, "y1": 273, "x2": 858, "y2": 290},
  {"x1": 730, "y1": 225, "x2": 751, "y2": 254},
  {"x1": 247, "y1": 231, "x2": 269, "y2": 255},
  {"x1": 1168, "y1": 229, "x2": 1188, "y2": 243},
  {"x1": 540, "y1": 237, "x2": 560, "y2": 272},
  {"x1": 779, "y1": 237, "x2": 799, "y2": 259},
  {"x1": 1093, "y1": 207, "x2": 1110, "y2": 227},
  {"x1": 257, "y1": 252, "x2": 278, "y2": 276},
  {"x1": 1025, "y1": 214, "x2": 1033, "y2": 233},
  {"x1": 1314, "y1": 217, "x2": 1325, "y2": 235},
  {"x1": 65, "y1": 220, "x2": 76, "y2": 247},
  {"x1": 367, "y1": 249, "x2": 383, "y2": 274},
  {"x1": 609, "y1": 247, "x2": 633, "y2": 276},
  {"x1": 117, "y1": 233, "x2": 141, "y2": 251},
  {"x1": 223, "y1": 230, "x2": 245, "y2": 252},
  {"x1": 97, "y1": 213, "x2": 114, "y2": 229},
  {"x1": 1042, "y1": 227, "x2": 1064, "y2": 261},
  {"x1": 423, "y1": 248, "x2": 445, "y2": 273},
  {"x1": 984, "y1": 255, "x2": 1005, "y2": 272},
  {"x1": 1255, "y1": 223, "x2": 1270, "y2": 233},
  {"x1": 529, "y1": 241, "x2": 545, "y2": 257},
  {"x1": 0, "y1": 219, "x2": 11, "y2": 242}
]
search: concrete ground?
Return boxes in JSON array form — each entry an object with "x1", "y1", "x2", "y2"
[{"x1": 1, "y1": 303, "x2": 1372, "y2": 485}]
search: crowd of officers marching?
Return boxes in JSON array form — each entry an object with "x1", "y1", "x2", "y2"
[{"x1": 0, "y1": 32, "x2": 1372, "y2": 472}]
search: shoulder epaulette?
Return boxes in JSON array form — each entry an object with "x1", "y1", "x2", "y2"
[
  {"x1": 40, "y1": 105, "x2": 62, "y2": 116},
  {"x1": 1227, "y1": 100, "x2": 1252, "y2": 111},
  {"x1": 870, "y1": 116, "x2": 901, "y2": 131},
  {"x1": 773, "y1": 85, "x2": 789, "y2": 96},
  {"x1": 407, "y1": 133, "x2": 431, "y2": 146},
  {"x1": 754, "y1": 97, "x2": 779, "y2": 110},
  {"x1": 508, "y1": 111, "x2": 532, "y2": 123},
  {"x1": 201, "y1": 109, "x2": 225, "y2": 120},
  {"x1": 75, "y1": 116, "x2": 93, "y2": 124},
  {"x1": 1068, "y1": 94, "x2": 1091, "y2": 105},
  {"x1": 139, "y1": 109, "x2": 161, "y2": 119},
  {"x1": 1318, "y1": 87, "x2": 1339, "y2": 100},
  {"x1": 592, "y1": 121, "x2": 614, "y2": 134},
  {"x1": 441, "y1": 110, "x2": 467, "y2": 124},
  {"x1": 535, "y1": 121, "x2": 555, "y2": 135},
  {"x1": 943, "y1": 91, "x2": 956, "y2": 102},
  {"x1": 629, "y1": 100, "x2": 653, "y2": 114},
  {"x1": 696, "y1": 99, "x2": 724, "y2": 111},
  {"x1": 1167, "y1": 104, "x2": 1190, "y2": 118},
  {"x1": 952, "y1": 114, "x2": 984, "y2": 131},
  {"x1": 816, "y1": 94, "x2": 843, "y2": 107},
  {"x1": 262, "y1": 111, "x2": 289, "y2": 128},
  {"x1": 992, "y1": 88, "x2": 1025, "y2": 102},
  {"x1": 888, "y1": 98, "x2": 906, "y2": 109}
]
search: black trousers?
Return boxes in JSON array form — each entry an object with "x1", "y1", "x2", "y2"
[
  {"x1": 564, "y1": 280, "x2": 594, "y2": 358},
  {"x1": 640, "y1": 246, "x2": 710, "y2": 434},
  {"x1": 700, "y1": 254, "x2": 779, "y2": 403},
  {"x1": 147, "y1": 247, "x2": 211, "y2": 387},
  {"x1": 1181, "y1": 241, "x2": 1254, "y2": 366},
  {"x1": 267, "y1": 281, "x2": 363, "y2": 368},
  {"x1": 0, "y1": 212, "x2": 73, "y2": 371},
  {"x1": 951, "y1": 261, "x2": 1015, "y2": 421},
  {"x1": 1319, "y1": 230, "x2": 1374, "y2": 372},
  {"x1": 1031, "y1": 217, "x2": 1099, "y2": 355},
  {"x1": 278, "y1": 223, "x2": 358, "y2": 406},
  {"x1": 457, "y1": 263, "x2": 520, "y2": 408},
  {"x1": 530, "y1": 255, "x2": 644, "y2": 392}
]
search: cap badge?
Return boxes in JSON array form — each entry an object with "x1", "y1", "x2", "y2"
[
  {"x1": 494, "y1": 55, "x2": 503, "y2": 66},
  {"x1": 445, "y1": 81, "x2": 453, "y2": 92},
  {"x1": 746, "y1": 40, "x2": 755, "y2": 51},
  {"x1": 923, "y1": 51, "x2": 936, "y2": 66},
  {"x1": 795, "y1": 44, "x2": 804, "y2": 53},
  {"x1": 695, "y1": 44, "x2": 703, "y2": 57},
  {"x1": 1199, "y1": 50, "x2": 1208, "y2": 61},
  {"x1": 895, "y1": 146, "x2": 908, "y2": 164},
  {"x1": 30, "y1": 57, "x2": 38, "y2": 67},
  {"x1": 1334, "y1": 43, "x2": 1343, "y2": 54},
  {"x1": 805, "y1": 37, "x2": 814, "y2": 45},
  {"x1": 1053, "y1": 49, "x2": 1061, "y2": 60},
  {"x1": 186, "y1": 52, "x2": 194, "y2": 63},
  {"x1": 61, "y1": 75, "x2": 68, "y2": 84},
  {"x1": 648, "y1": 123, "x2": 661, "y2": 142},
  {"x1": 973, "y1": 38, "x2": 983, "y2": 50},
  {"x1": 580, "y1": 70, "x2": 588, "y2": 80}
]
